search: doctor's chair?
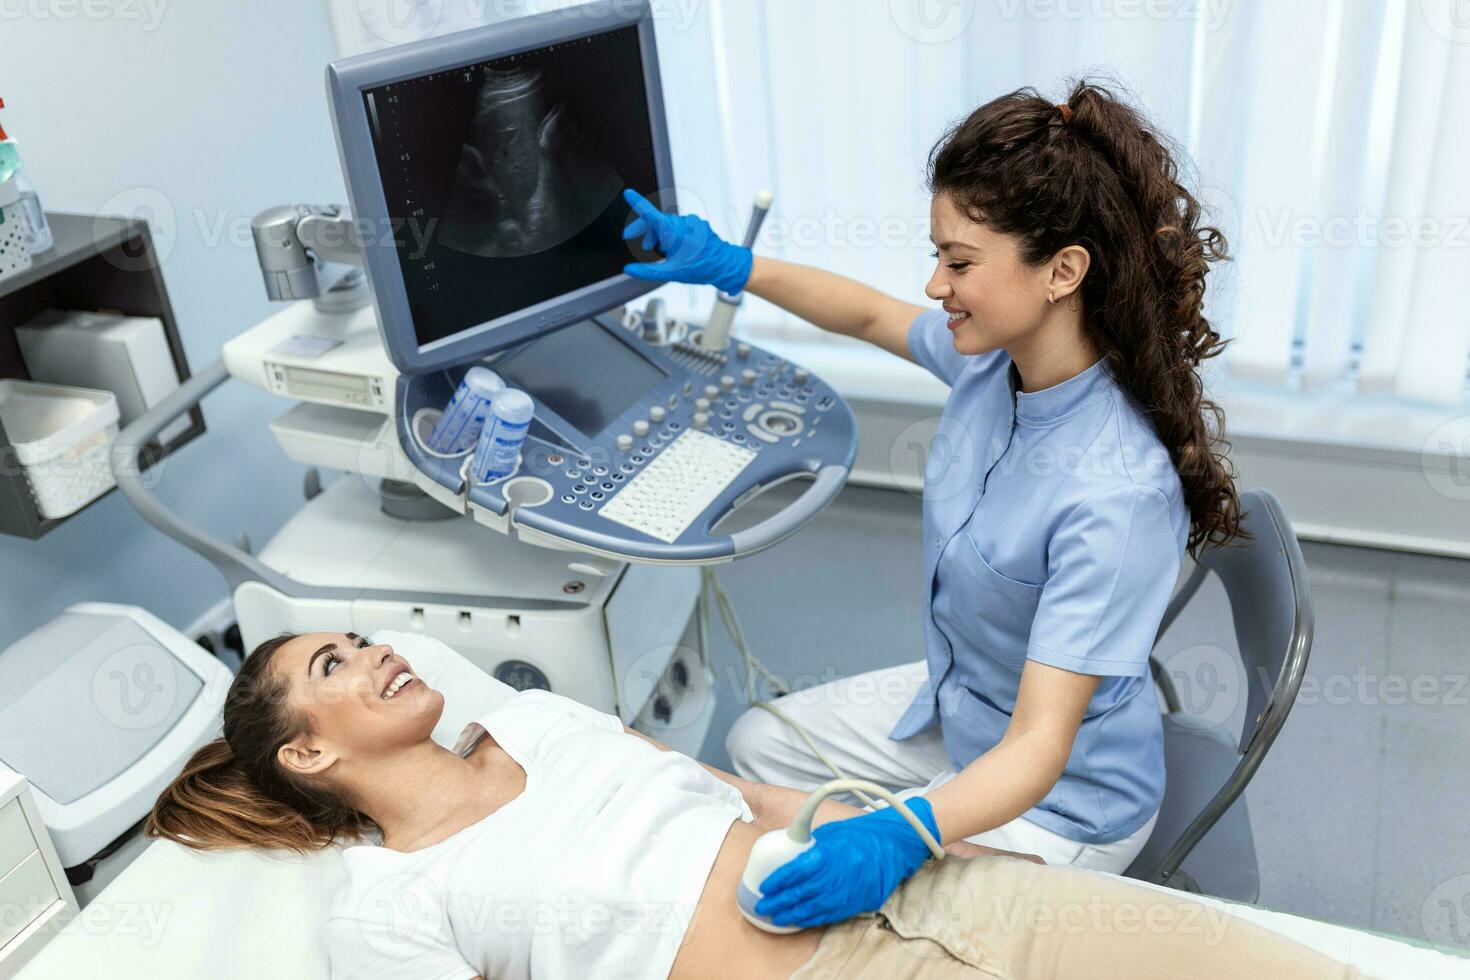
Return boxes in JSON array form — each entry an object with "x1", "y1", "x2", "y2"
[{"x1": 1124, "y1": 488, "x2": 1314, "y2": 903}]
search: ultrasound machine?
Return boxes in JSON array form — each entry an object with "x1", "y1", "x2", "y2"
[{"x1": 113, "y1": 0, "x2": 858, "y2": 753}]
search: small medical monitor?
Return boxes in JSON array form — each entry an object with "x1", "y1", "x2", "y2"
[
  {"x1": 490, "y1": 318, "x2": 666, "y2": 442},
  {"x1": 328, "y1": 3, "x2": 673, "y2": 372}
]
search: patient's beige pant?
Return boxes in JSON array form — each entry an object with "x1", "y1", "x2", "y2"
[{"x1": 789, "y1": 854, "x2": 1370, "y2": 979}]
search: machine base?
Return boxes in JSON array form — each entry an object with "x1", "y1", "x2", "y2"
[{"x1": 235, "y1": 475, "x2": 711, "y2": 749}]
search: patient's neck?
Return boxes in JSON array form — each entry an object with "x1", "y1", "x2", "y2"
[{"x1": 342, "y1": 740, "x2": 503, "y2": 851}]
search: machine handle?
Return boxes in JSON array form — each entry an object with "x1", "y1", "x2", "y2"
[
  {"x1": 113, "y1": 364, "x2": 593, "y2": 609},
  {"x1": 726, "y1": 464, "x2": 847, "y2": 556},
  {"x1": 111, "y1": 359, "x2": 306, "y2": 595}
]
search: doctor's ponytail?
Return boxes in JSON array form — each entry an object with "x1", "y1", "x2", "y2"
[
  {"x1": 927, "y1": 77, "x2": 1243, "y2": 556},
  {"x1": 146, "y1": 634, "x2": 374, "y2": 852}
]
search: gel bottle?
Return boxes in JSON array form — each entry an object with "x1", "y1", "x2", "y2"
[
  {"x1": 470, "y1": 388, "x2": 534, "y2": 483},
  {"x1": 426, "y1": 366, "x2": 503, "y2": 455}
]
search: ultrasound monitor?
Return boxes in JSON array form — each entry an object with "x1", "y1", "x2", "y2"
[{"x1": 327, "y1": 2, "x2": 674, "y2": 373}]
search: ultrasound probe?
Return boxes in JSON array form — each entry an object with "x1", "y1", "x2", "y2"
[{"x1": 698, "y1": 190, "x2": 773, "y2": 352}]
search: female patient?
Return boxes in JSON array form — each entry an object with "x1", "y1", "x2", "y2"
[{"x1": 148, "y1": 633, "x2": 1365, "y2": 980}]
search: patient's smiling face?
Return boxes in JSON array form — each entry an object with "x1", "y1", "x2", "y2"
[{"x1": 271, "y1": 632, "x2": 445, "y2": 777}]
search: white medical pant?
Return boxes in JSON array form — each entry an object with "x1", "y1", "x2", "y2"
[{"x1": 725, "y1": 659, "x2": 1157, "y2": 874}]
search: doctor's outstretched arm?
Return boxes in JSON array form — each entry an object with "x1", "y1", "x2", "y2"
[
  {"x1": 621, "y1": 188, "x2": 923, "y2": 361},
  {"x1": 744, "y1": 255, "x2": 924, "y2": 362}
]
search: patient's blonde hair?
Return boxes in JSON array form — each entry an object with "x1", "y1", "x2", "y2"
[{"x1": 146, "y1": 634, "x2": 375, "y2": 852}]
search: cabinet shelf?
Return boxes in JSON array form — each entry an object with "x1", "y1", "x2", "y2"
[{"x1": 0, "y1": 212, "x2": 205, "y2": 539}]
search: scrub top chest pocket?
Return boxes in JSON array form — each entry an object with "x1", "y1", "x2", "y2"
[{"x1": 933, "y1": 530, "x2": 1043, "y2": 677}]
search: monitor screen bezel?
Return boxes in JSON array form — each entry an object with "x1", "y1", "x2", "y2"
[{"x1": 326, "y1": 2, "x2": 671, "y2": 374}]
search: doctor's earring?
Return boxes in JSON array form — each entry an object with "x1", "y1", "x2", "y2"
[{"x1": 1047, "y1": 292, "x2": 1057, "y2": 304}]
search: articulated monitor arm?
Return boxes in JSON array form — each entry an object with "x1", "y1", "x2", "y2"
[{"x1": 250, "y1": 204, "x2": 367, "y2": 305}]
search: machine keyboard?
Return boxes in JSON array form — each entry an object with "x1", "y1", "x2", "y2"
[{"x1": 598, "y1": 429, "x2": 757, "y2": 542}]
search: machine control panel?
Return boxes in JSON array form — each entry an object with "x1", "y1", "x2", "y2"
[{"x1": 393, "y1": 311, "x2": 857, "y2": 564}]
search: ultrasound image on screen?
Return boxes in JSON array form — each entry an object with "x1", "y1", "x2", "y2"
[
  {"x1": 364, "y1": 26, "x2": 659, "y2": 348},
  {"x1": 439, "y1": 66, "x2": 622, "y2": 257}
]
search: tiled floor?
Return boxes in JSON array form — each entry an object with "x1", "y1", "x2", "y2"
[{"x1": 695, "y1": 483, "x2": 1470, "y2": 944}]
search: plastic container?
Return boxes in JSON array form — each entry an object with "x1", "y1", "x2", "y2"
[
  {"x1": 0, "y1": 172, "x2": 32, "y2": 282},
  {"x1": 470, "y1": 388, "x2": 533, "y2": 484},
  {"x1": 0, "y1": 96, "x2": 51, "y2": 254},
  {"x1": 12, "y1": 166, "x2": 52, "y2": 254},
  {"x1": 0, "y1": 380, "x2": 121, "y2": 519},
  {"x1": 426, "y1": 366, "x2": 503, "y2": 455}
]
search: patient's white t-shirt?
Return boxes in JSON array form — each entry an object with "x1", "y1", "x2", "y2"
[{"x1": 324, "y1": 689, "x2": 754, "y2": 980}]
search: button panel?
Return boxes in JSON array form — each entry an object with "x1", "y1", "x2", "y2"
[{"x1": 433, "y1": 325, "x2": 853, "y2": 553}]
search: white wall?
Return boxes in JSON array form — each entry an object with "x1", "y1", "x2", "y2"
[{"x1": 0, "y1": 1, "x2": 347, "y2": 643}]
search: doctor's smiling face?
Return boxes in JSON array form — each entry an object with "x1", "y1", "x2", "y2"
[
  {"x1": 270, "y1": 632, "x2": 445, "y2": 779},
  {"x1": 925, "y1": 191, "x2": 1089, "y2": 362}
]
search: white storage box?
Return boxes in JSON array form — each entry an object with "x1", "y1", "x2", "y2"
[
  {"x1": 0, "y1": 379, "x2": 120, "y2": 519},
  {"x1": 18, "y1": 309, "x2": 189, "y2": 444}
]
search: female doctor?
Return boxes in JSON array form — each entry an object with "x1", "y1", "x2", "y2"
[{"x1": 621, "y1": 80, "x2": 1244, "y2": 929}]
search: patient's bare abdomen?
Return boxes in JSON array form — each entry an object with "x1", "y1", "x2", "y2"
[{"x1": 440, "y1": 66, "x2": 623, "y2": 258}]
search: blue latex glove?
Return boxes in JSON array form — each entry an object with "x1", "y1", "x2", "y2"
[
  {"x1": 621, "y1": 188, "x2": 753, "y2": 294},
  {"x1": 754, "y1": 797, "x2": 942, "y2": 929}
]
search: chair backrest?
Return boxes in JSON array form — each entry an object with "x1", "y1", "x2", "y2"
[
  {"x1": 1128, "y1": 714, "x2": 1260, "y2": 900},
  {"x1": 1128, "y1": 488, "x2": 1313, "y2": 895},
  {"x1": 1198, "y1": 488, "x2": 1314, "y2": 756}
]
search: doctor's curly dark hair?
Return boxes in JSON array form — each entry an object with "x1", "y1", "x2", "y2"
[{"x1": 927, "y1": 77, "x2": 1243, "y2": 556}]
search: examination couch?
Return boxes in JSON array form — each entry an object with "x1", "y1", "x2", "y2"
[{"x1": 19, "y1": 634, "x2": 1469, "y2": 979}]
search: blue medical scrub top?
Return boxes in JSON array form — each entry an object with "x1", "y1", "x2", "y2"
[{"x1": 890, "y1": 310, "x2": 1189, "y2": 845}]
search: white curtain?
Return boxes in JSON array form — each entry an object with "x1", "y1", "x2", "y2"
[
  {"x1": 1209, "y1": 0, "x2": 1470, "y2": 406},
  {"x1": 644, "y1": 0, "x2": 1199, "y2": 345},
  {"x1": 1196, "y1": 0, "x2": 1336, "y2": 387},
  {"x1": 328, "y1": 0, "x2": 1470, "y2": 406},
  {"x1": 1357, "y1": 0, "x2": 1470, "y2": 405}
]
